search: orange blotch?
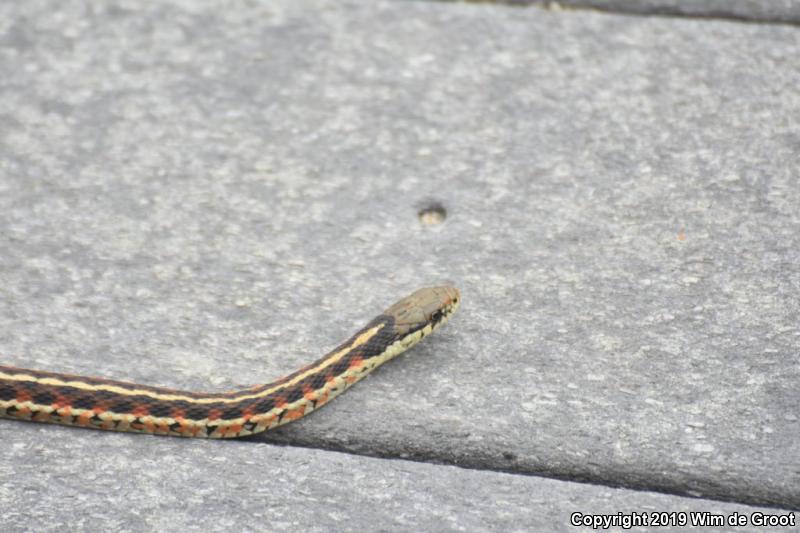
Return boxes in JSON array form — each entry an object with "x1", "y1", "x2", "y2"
[
  {"x1": 213, "y1": 424, "x2": 241, "y2": 438},
  {"x1": 273, "y1": 397, "x2": 288, "y2": 409},
  {"x1": 16, "y1": 390, "x2": 32, "y2": 403},
  {"x1": 131, "y1": 419, "x2": 156, "y2": 433},
  {"x1": 302, "y1": 386, "x2": 316, "y2": 401},
  {"x1": 53, "y1": 396, "x2": 71, "y2": 409},
  {"x1": 131, "y1": 405, "x2": 150, "y2": 417},
  {"x1": 76, "y1": 411, "x2": 94, "y2": 426},
  {"x1": 282, "y1": 406, "x2": 306, "y2": 422},
  {"x1": 207, "y1": 408, "x2": 223, "y2": 421},
  {"x1": 348, "y1": 356, "x2": 364, "y2": 370},
  {"x1": 176, "y1": 419, "x2": 202, "y2": 437},
  {"x1": 13, "y1": 406, "x2": 31, "y2": 417}
]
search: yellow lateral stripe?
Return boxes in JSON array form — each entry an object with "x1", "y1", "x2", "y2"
[{"x1": 0, "y1": 324, "x2": 384, "y2": 405}]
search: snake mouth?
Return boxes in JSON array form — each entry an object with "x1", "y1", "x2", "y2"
[{"x1": 429, "y1": 296, "x2": 460, "y2": 330}]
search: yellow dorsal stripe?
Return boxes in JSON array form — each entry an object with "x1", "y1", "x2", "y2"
[{"x1": 0, "y1": 324, "x2": 384, "y2": 405}]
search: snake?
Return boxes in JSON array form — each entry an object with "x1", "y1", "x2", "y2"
[{"x1": 0, "y1": 286, "x2": 460, "y2": 438}]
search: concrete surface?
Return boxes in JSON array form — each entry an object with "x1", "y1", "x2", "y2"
[
  {"x1": 1, "y1": 0, "x2": 799, "y2": 530},
  {"x1": 1, "y1": 423, "x2": 796, "y2": 533}
]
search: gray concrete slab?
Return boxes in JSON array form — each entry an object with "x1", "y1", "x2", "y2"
[
  {"x1": 1, "y1": 0, "x2": 799, "y2": 527},
  {"x1": 1, "y1": 423, "x2": 796, "y2": 532},
  {"x1": 453, "y1": 0, "x2": 800, "y2": 24}
]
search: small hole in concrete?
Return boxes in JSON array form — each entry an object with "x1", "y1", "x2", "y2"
[{"x1": 418, "y1": 203, "x2": 447, "y2": 225}]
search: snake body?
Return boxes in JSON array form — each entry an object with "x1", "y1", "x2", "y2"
[{"x1": 0, "y1": 286, "x2": 459, "y2": 438}]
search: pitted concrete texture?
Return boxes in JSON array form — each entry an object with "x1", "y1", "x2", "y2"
[
  {"x1": 0, "y1": 0, "x2": 798, "y2": 529},
  {"x1": 0, "y1": 424, "x2": 796, "y2": 533}
]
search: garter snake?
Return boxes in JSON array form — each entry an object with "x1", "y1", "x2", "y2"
[{"x1": 0, "y1": 286, "x2": 460, "y2": 438}]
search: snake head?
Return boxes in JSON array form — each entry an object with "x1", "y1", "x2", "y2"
[{"x1": 383, "y1": 286, "x2": 460, "y2": 341}]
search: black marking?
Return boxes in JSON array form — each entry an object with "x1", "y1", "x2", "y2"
[
  {"x1": 33, "y1": 390, "x2": 57, "y2": 405},
  {"x1": 308, "y1": 373, "x2": 328, "y2": 390},
  {"x1": 285, "y1": 387, "x2": 304, "y2": 403},
  {"x1": 253, "y1": 398, "x2": 275, "y2": 413},
  {"x1": 72, "y1": 394, "x2": 96, "y2": 410},
  {"x1": 110, "y1": 398, "x2": 135, "y2": 413},
  {"x1": 57, "y1": 386, "x2": 78, "y2": 397},
  {"x1": 0, "y1": 384, "x2": 18, "y2": 401},
  {"x1": 331, "y1": 358, "x2": 351, "y2": 375},
  {"x1": 222, "y1": 406, "x2": 243, "y2": 419},
  {"x1": 186, "y1": 404, "x2": 219, "y2": 420},
  {"x1": 366, "y1": 317, "x2": 396, "y2": 356},
  {"x1": 148, "y1": 402, "x2": 174, "y2": 417}
]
